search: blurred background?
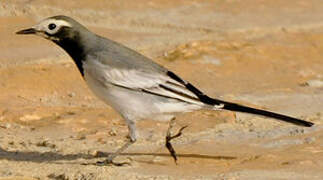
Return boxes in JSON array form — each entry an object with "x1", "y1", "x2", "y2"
[{"x1": 1, "y1": 0, "x2": 323, "y2": 179}]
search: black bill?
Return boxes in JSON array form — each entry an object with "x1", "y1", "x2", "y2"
[{"x1": 16, "y1": 28, "x2": 37, "y2": 35}]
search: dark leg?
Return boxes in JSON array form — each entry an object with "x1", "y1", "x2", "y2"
[{"x1": 165, "y1": 117, "x2": 188, "y2": 164}]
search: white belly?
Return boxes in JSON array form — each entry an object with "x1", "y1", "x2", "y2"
[{"x1": 83, "y1": 71, "x2": 201, "y2": 121}]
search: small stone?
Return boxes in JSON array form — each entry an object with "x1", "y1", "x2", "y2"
[
  {"x1": 67, "y1": 111, "x2": 76, "y2": 115},
  {"x1": 84, "y1": 96, "x2": 94, "y2": 100},
  {"x1": 75, "y1": 134, "x2": 86, "y2": 140},
  {"x1": 109, "y1": 128, "x2": 117, "y2": 136},
  {"x1": 97, "y1": 138, "x2": 106, "y2": 144},
  {"x1": 19, "y1": 141, "x2": 26, "y2": 147},
  {"x1": 299, "y1": 160, "x2": 314, "y2": 166},
  {"x1": 68, "y1": 92, "x2": 76, "y2": 97},
  {"x1": 201, "y1": 55, "x2": 221, "y2": 65},
  {"x1": 281, "y1": 161, "x2": 292, "y2": 165},
  {"x1": 0, "y1": 123, "x2": 10, "y2": 129},
  {"x1": 289, "y1": 128, "x2": 304, "y2": 136},
  {"x1": 36, "y1": 139, "x2": 56, "y2": 148},
  {"x1": 304, "y1": 137, "x2": 316, "y2": 144},
  {"x1": 19, "y1": 114, "x2": 42, "y2": 122},
  {"x1": 303, "y1": 79, "x2": 323, "y2": 88},
  {"x1": 88, "y1": 150, "x2": 99, "y2": 157},
  {"x1": 48, "y1": 173, "x2": 68, "y2": 180},
  {"x1": 1, "y1": 170, "x2": 12, "y2": 176}
]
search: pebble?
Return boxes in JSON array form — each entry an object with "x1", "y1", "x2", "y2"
[
  {"x1": 299, "y1": 160, "x2": 315, "y2": 166},
  {"x1": 303, "y1": 79, "x2": 323, "y2": 88},
  {"x1": 0, "y1": 123, "x2": 11, "y2": 129},
  {"x1": 19, "y1": 141, "x2": 26, "y2": 147},
  {"x1": 109, "y1": 128, "x2": 117, "y2": 136},
  {"x1": 36, "y1": 139, "x2": 56, "y2": 149},
  {"x1": 289, "y1": 128, "x2": 304, "y2": 136},
  {"x1": 74, "y1": 134, "x2": 86, "y2": 140},
  {"x1": 19, "y1": 114, "x2": 42, "y2": 122},
  {"x1": 88, "y1": 150, "x2": 99, "y2": 157},
  {"x1": 304, "y1": 137, "x2": 316, "y2": 144},
  {"x1": 67, "y1": 92, "x2": 76, "y2": 97},
  {"x1": 48, "y1": 172, "x2": 96, "y2": 180},
  {"x1": 8, "y1": 141, "x2": 14, "y2": 145},
  {"x1": 97, "y1": 137, "x2": 106, "y2": 144},
  {"x1": 47, "y1": 173, "x2": 68, "y2": 180},
  {"x1": 201, "y1": 55, "x2": 221, "y2": 65}
]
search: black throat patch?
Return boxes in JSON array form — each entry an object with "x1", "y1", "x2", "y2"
[{"x1": 53, "y1": 31, "x2": 86, "y2": 76}]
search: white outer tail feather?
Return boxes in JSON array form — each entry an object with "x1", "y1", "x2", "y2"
[{"x1": 213, "y1": 103, "x2": 225, "y2": 110}]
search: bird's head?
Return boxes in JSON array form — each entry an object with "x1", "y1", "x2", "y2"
[
  {"x1": 16, "y1": 15, "x2": 88, "y2": 43},
  {"x1": 17, "y1": 16, "x2": 98, "y2": 63},
  {"x1": 16, "y1": 15, "x2": 99, "y2": 76}
]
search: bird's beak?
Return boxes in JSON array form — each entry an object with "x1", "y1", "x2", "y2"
[{"x1": 16, "y1": 28, "x2": 37, "y2": 35}]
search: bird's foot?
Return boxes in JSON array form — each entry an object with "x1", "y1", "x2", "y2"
[
  {"x1": 95, "y1": 158, "x2": 131, "y2": 166},
  {"x1": 165, "y1": 125, "x2": 188, "y2": 164},
  {"x1": 81, "y1": 158, "x2": 131, "y2": 166}
]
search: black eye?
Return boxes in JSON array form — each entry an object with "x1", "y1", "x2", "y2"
[{"x1": 48, "y1": 23, "x2": 56, "y2": 30}]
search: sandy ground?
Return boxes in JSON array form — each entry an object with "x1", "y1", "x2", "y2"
[{"x1": 1, "y1": 0, "x2": 323, "y2": 179}]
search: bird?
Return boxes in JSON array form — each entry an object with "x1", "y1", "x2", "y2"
[{"x1": 16, "y1": 15, "x2": 314, "y2": 166}]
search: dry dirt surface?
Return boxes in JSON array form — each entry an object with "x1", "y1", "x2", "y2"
[{"x1": 1, "y1": 0, "x2": 323, "y2": 179}]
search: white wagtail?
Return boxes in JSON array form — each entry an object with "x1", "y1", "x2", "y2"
[{"x1": 16, "y1": 15, "x2": 314, "y2": 166}]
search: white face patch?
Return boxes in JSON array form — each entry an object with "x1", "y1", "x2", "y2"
[{"x1": 32, "y1": 19, "x2": 72, "y2": 40}]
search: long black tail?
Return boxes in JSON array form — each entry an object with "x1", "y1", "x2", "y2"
[
  {"x1": 221, "y1": 100, "x2": 313, "y2": 127},
  {"x1": 166, "y1": 71, "x2": 314, "y2": 127},
  {"x1": 208, "y1": 97, "x2": 314, "y2": 127}
]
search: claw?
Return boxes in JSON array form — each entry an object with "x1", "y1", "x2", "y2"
[
  {"x1": 165, "y1": 125, "x2": 188, "y2": 164},
  {"x1": 95, "y1": 159, "x2": 131, "y2": 166},
  {"x1": 81, "y1": 159, "x2": 130, "y2": 166}
]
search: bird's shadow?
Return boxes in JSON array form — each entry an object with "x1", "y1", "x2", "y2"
[{"x1": 0, "y1": 147, "x2": 236, "y2": 164}]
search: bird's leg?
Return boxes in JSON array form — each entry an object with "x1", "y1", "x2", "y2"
[
  {"x1": 96, "y1": 121, "x2": 137, "y2": 166},
  {"x1": 165, "y1": 117, "x2": 188, "y2": 164},
  {"x1": 96, "y1": 139, "x2": 135, "y2": 166}
]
